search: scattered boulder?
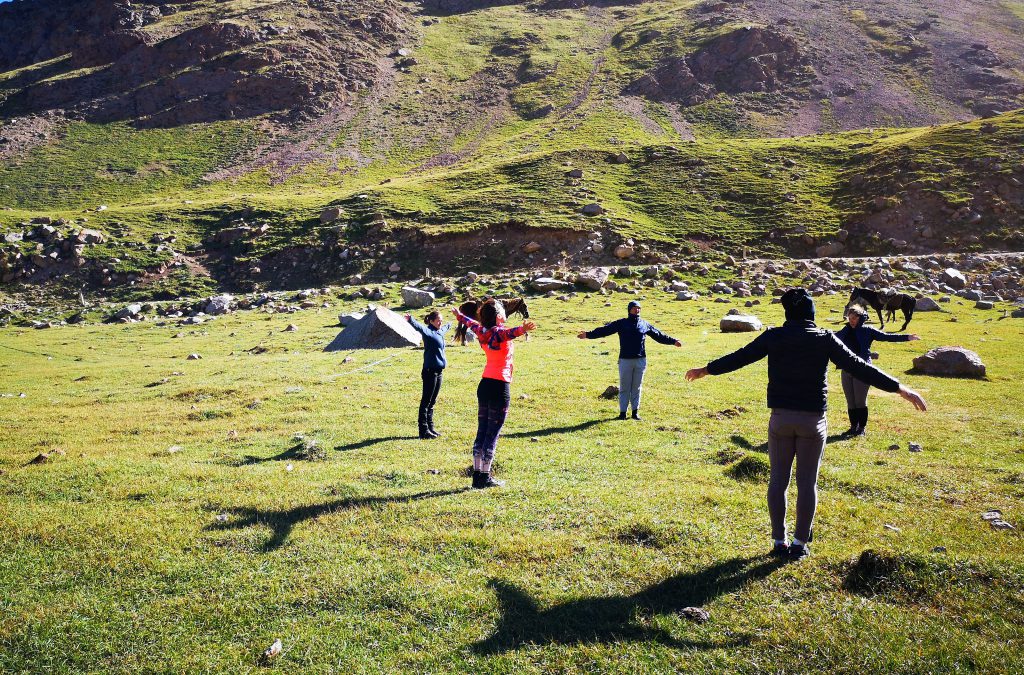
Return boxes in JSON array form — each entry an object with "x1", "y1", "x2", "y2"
[
  {"x1": 582, "y1": 203, "x2": 605, "y2": 216},
  {"x1": 940, "y1": 268, "x2": 967, "y2": 289},
  {"x1": 204, "y1": 294, "x2": 234, "y2": 315},
  {"x1": 720, "y1": 314, "x2": 763, "y2": 332},
  {"x1": 678, "y1": 607, "x2": 710, "y2": 623},
  {"x1": 576, "y1": 268, "x2": 609, "y2": 291},
  {"x1": 600, "y1": 385, "x2": 620, "y2": 399},
  {"x1": 531, "y1": 277, "x2": 572, "y2": 292},
  {"x1": 915, "y1": 297, "x2": 941, "y2": 312},
  {"x1": 912, "y1": 347, "x2": 986, "y2": 378},
  {"x1": 975, "y1": 300, "x2": 994, "y2": 310},
  {"x1": 112, "y1": 303, "x2": 142, "y2": 321},
  {"x1": 401, "y1": 286, "x2": 435, "y2": 308},
  {"x1": 339, "y1": 312, "x2": 365, "y2": 327},
  {"x1": 187, "y1": 353, "x2": 202, "y2": 360},
  {"x1": 522, "y1": 241, "x2": 542, "y2": 254},
  {"x1": 320, "y1": 206, "x2": 344, "y2": 223},
  {"x1": 614, "y1": 245, "x2": 635, "y2": 259}
]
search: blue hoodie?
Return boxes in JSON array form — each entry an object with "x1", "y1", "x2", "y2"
[
  {"x1": 584, "y1": 313, "x2": 677, "y2": 359},
  {"x1": 408, "y1": 318, "x2": 451, "y2": 370}
]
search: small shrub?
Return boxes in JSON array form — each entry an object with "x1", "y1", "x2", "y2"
[{"x1": 725, "y1": 454, "x2": 770, "y2": 481}]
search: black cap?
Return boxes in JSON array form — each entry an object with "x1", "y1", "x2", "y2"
[
  {"x1": 780, "y1": 288, "x2": 815, "y2": 321},
  {"x1": 628, "y1": 300, "x2": 641, "y2": 311}
]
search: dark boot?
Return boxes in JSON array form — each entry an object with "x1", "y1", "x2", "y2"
[
  {"x1": 480, "y1": 472, "x2": 505, "y2": 489},
  {"x1": 426, "y1": 409, "x2": 440, "y2": 438},
  {"x1": 618, "y1": 411, "x2": 627, "y2": 420},
  {"x1": 471, "y1": 471, "x2": 485, "y2": 489},
  {"x1": 418, "y1": 410, "x2": 432, "y2": 440},
  {"x1": 631, "y1": 410, "x2": 642, "y2": 421},
  {"x1": 851, "y1": 408, "x2": 868, "y2": 436},
  {"x1": 845, "y1": 408, "x2": 858, "y2": 436}
]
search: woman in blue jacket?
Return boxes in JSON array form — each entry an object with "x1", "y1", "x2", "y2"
[
  {"x1": 406, "y1": 311, "x2": 451, "y2": 439},
  {"x1": 578, "y1": 300, "x2": 681, "y2": 420},
  {"x1": 836, "y1": 305, "x2": 920, "y2": 436}
]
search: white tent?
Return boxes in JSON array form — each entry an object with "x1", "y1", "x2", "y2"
[{"x1": 324, "y1": 306, "x2": 423, "y2": 351}]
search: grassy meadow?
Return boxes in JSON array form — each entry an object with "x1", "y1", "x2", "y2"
[{"x1": 2, "y1": 290, "x2": 1023, "y2": 672}]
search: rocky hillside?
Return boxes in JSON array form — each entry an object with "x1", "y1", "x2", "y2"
[{"x1": 0, "y1": 0, "x2": 1022, "y2": 302}]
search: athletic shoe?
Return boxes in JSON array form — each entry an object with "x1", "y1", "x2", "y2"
[
  {"x1": 479, "y1": 473, "x2": 504, "y2": 489},
  {"x1": 788, "y1": 542, "x2": 810, "y2": 560},
  {"x1": 771, "y1": 542, "x2": 790, "y2": 557},
  {"x1": 618, "y1": 412, "x2": 627, "y2": 420},
  {"x1": 631, "y1": 412, "x2": 642, "y2": 421}
]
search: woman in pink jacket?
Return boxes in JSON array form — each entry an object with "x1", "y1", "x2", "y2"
[{"x1": 453, "y1": 299, "x2": 537, "y2": 489}]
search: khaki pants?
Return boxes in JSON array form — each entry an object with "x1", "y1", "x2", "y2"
[{"x1": 767, "y1": 409, "x2": 827, "y2": 542}]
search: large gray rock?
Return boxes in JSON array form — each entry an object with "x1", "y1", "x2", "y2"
[
  {"x1": 320, "y1": 206, "x2": 344, "y2": 223},
  {"x1": 205, "y1": 294, "x2": 234, "y2": 315},
  {"x1": 582, "y1": 203, "x2": 605, "y2": 216},
  {"x1": 941, "y1": 268, "x2": 967, "y2": 289},
  {"x1": 916, "y1": 297, "x2": 941, "y2": 311},
  {"x1": 720, "y1": 315, "x2": 763, "y2": 332},
  {"x1": 576, "y1": 268, "x2": 609, "y2": 291},
  {"x1": 338, "y1": 312, "x2": 365, "y2": 327},
  {"x1": 401, "y1": 286, "x2": 435, "y2": 308},
  {"x1": 531, "y1": 277, "x2": 572, "y2": 292},
  {"x1": 614, "y1": 244, "x2": 635, "y2": 259},
  {"x1": 912, "y1": 347, "x2": 986, "y2": 378},
  {"x1": 112, "y1": 303, "x2": 142, "y2": 320}
]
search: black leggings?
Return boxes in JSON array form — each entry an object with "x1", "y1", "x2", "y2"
[
  {"x1": 420, "y1": 368, "x2": 443, "y2": 415},
  {"x1": 473, "y1": 378, "x2": 511, "y2": 464}
]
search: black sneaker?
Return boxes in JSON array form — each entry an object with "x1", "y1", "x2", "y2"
[
  {"x1": 618, "y1": 412, "x2": 627, "y2": 420},
  {"x1": 480, "y1": 473, "x2": 505, "y2": 489},
  {"x1": 426, "y1": 429, "x2": 440, "y2": 439},
  {"x1": 771, "y1": 541, "x2": 789, "y2": 557},
  {"x1": 788, "y1": 542, "x2": 810, "y2": 560},
  {"x1": 631, "y1": 412, "x2": 642, "y2": 421}
]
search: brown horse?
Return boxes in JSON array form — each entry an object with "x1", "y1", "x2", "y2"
[
  {"x1": 848, "y1": 287, "x2": 917, "y2": 331},
  {"x1": 453, "y1": 297, "x2": 530, "y2": 345}
]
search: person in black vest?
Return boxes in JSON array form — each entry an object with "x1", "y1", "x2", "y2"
[
  {"x1": 836, "y1": 305, "x2": 920, "y2": 436},
  {"x1": 406, "y1": 311, "x2": 451, "y2": 439},
  {"x1": 577, "y1": 300, "x2": 681, "y2": 420},
  {"x1": 686, "y1": 289, "x2": 927, "y2": 560}
]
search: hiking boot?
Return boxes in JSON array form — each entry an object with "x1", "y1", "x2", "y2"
[
  {"x1": 418, "y1": 426, "x2": 433, "y2": 440},
  {"x1": 426, "y1": 412, "x2": 441, "y2": 438},
  {"x1": 787, "y1": 542, "x2": 810, "y2": 560},
  {"x1": 771, "y1": 541, "x2": 790, "y2": 557},
  {"x1": 478, "y1": 472, "x2": 505, "y2": 489},
  {"x1": 631, "y1": 411, "x2": 642, "y2": 421},
  {"x1": 618, "y1": 411, "x2": 627, "y2": 420},
  {"x1": 471, "y1": 471, "x2": 485, "y2": 489}
]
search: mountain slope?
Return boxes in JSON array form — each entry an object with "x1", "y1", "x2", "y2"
[{"x1": 0, "y1": 0, "x2": 1022, "y2": 298}]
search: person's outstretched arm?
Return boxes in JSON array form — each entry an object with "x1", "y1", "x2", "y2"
[
  {"x1": 439, "y1": 322, "x2": 453, "y2": 336},
  {"x1": 577, "y1": 319, "x2": 621, "y2": 340},
  {"x1": 646, "y1": 324, "x2": 683, "y2": 348},
  {"x1": 686, "y1": 332, "x2": 771, "y2": 381},
  {"x1": 827, "y1": 334, "x2": 927, "y2": 410},
  {"x1": 867, "y1": 326, "x2": 920, "y2": 343},
  {"x1": 405, "y1": 314, "x2": 428, "y2": 336}
]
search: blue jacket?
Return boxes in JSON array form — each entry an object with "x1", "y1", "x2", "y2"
[
  {"x1": 707, "y1": 320, "x2": 900, "y2": 413},
  {"x1": 585, "y1": 316, "x2": 677, "y2": 359},
  {"x1": 408, "y1": 318, "x2": 450, "y2": 370},
  {"x1": 835, "y1": 324, "x2": 911, "y2": 362}
]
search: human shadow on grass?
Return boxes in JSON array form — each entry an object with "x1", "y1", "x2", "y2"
[
  {"x1": 205, "y1": 489, "x2": 467, "y2": 552},
  {"x1": 473, "y1": 554, "x2": 785, "y2": 654},
  {"x1": 731, "y1": 432, "x2": 848, "y2": 449},
  {"x1": 334, "y1": 436, "x2": 418, "y2": 452},
  {"x1": 505, "y1": 418, "x2": 610, "y2": 439}
]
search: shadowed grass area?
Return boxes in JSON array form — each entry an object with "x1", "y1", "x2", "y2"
[{"x1": 1, "y1": 291, "x2": 1022, "y2": 672}]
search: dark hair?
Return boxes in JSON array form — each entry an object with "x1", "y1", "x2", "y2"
[
  {"x1": 478, "y1": 298, "x2": 501, "y2": 329},
  {"x1": 847, "y1": 305, "x2": 868, "y2": 328},
  {"x1": 424, "y1": 311, "x2": 441, "y2": 324}
]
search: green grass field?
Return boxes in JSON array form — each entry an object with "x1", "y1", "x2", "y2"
[{"x1": 2, "y1": 291, "x2": 1022, "y2": 672}]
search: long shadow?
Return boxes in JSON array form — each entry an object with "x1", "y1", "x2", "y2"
[
  {"x1": 732, "y1": 432, "x2": 848, "y2": 449},
  {"x1": 205, "y1": 489, "x2": 467, "y2": 552},
  {"x1": 239, "y1": 443, "x2": 304, "y2": 465},
  {"x1": 334, "y1": 436, "x2": 417, "y2": 452},
  {"x1": 729, "y1": 434, "x2": 767, "y2": 453},
  {"x1": 473, "y1": 555, "x2": 786, "y2": 654},
  {"x1": 505, "y1": 418, "x2": 610, "y2": 439}
]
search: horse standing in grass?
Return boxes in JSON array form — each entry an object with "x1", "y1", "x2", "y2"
[
  {"x1": 454, "y1": 298, "x2": 530, "y2": 345},
  {"x1": 848, "y1": 287, "x2": 917, "y2": 332}
]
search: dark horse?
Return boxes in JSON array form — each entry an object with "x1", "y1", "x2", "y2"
[
  {"x1": 848, "y1": 287, "x2": 916, "y2": 331},
  {"x1": 453, "y1": 297, "x2": 530, "y2": 345}
]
